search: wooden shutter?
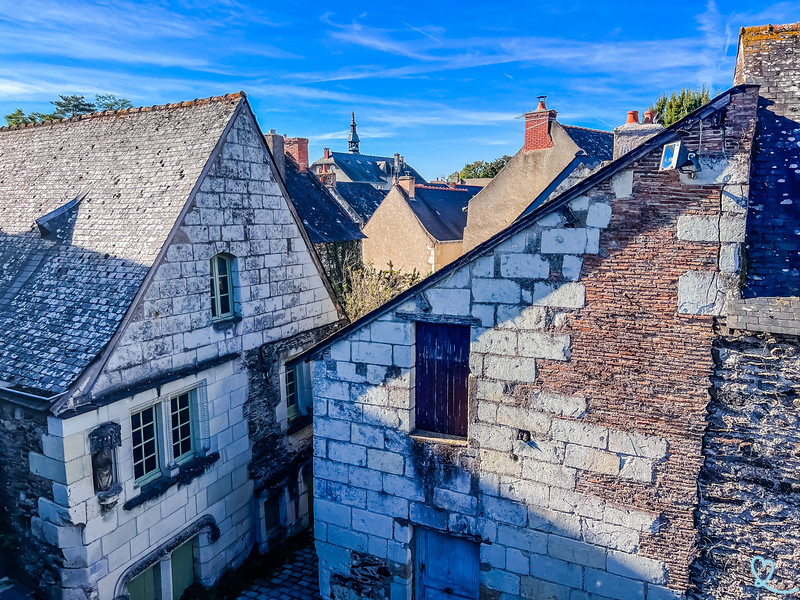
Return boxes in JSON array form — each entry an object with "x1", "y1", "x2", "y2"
[{"x1": 415, "y1": 322, "x2": 471, "y2": 437}]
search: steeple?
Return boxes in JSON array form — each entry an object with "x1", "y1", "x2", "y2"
[{"x1": 348, "y1": 111, "x2": 360, "y2": 154}]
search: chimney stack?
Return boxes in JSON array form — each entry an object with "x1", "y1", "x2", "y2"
[
  {"x1": 524, "y1": 95, "x2": 558, "y2": 151},
  {"x1": 613, "y1": 109, "x2": 663, "y2": 159},
  {"x1": 264, "y1": 130, "x2": 285, "y2": 179},
  {"x1": 284, "y1": 137, "x2": 309, "y2": 172},
  {"x1": 320, "y1": 172, "x2": 336, "y2": 187},
  {"x1": 398, "y1": 175, "x2": 415, "y2": 198}
]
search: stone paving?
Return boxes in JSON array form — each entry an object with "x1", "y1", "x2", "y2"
[{"x1": 237, "y1": 542, "x2": 321, "y2": 600}]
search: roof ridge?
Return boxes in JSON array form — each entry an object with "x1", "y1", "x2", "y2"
[
  {"x1": 562, "y1": 124, "x2": 613, "y2": 135},
  {"x1": 0, "y1": 92, "x2": 245, "y2": 133},
  {"x1": 415, "y1": 184, "x2": 470, "y2": 191}
]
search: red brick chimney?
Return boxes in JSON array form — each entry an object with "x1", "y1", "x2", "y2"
[
  {"x1": 285, "y1": 137, "x2": 309, "y2": 172},
  {"x1": 524, "y1": 96, "x2": 558, "y2": 151}
]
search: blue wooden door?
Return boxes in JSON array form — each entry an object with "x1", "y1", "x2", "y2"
[
  {"x1": 416, "y1": 529, "x2": 479, "y2": 600},
  {"x1": 415, "y1": 322, "x2": 471, "y2": 437}
]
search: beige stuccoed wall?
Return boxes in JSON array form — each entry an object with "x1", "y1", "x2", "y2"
[
  {"x1": 433, "y1": 241, "x2": 463, "y2": 271},
  {"x1": 362, "y1": 188, "x2": 435, "y2": 274},
  {"x1": 462, "y1": 123, "x2": 582, "y2": 252}
]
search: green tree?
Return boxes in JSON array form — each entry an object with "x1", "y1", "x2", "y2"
[
  {"x1": 648, "y1": 87, "x2": 711, "y2": 128},
  {"x1": 50, "y1": 94, "x2": 97, "y2": 118},
  {"x1": 95, "y1": 94, "x2": 133, "y2": 111},
  {"x1": 4, "y1": 93, "x2": 132, "y2": 126},
  {"x1": 459, "y1": 154, "x2": 512, "y2": 179}
]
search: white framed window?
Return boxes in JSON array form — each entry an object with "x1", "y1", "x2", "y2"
[
  {"x1": 210, "y1": 253, "x2": 236, "y2": 320},
  {"x1": 132, "y1": 405, "x2": 160, "y2": 485},
  {"x1": 130, "y1": 383, "x2": 210, "y2": 487},
  {"x1": 284, "y1": 361, "x2": 312, "y2": 422}
]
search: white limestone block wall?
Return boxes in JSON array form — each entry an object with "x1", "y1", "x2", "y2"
[
  {"x1": 92, "y1": 105, "x2": 338, "y2": 396},
  {"x1": 31, "y1": 361, "x2": 253, "y2": 599},
  {"x1": 312, "y1": 175, "x2": 683, "y2": 600}
]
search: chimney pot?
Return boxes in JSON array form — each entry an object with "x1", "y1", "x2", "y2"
[
  {"x1": 398, "y1": 175, "x2": 415, "y2": 198},
  {"x1": 536, "y1": 95, "x2": 548, "y2": 111},
  {"x1": 643, "y1": 110, "x2": 656, "y2": 124},
  {"x1": 323, "y1": 147, "x2": 331, "y2": 159},
  {"x1": 626, "y1": 111, "x2": 640, "y2": 124}
]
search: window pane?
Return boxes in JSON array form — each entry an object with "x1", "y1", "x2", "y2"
[
  {"x1": 210, "y1": 274, "x2": 218, "y2": 318},
  {"x1": 216, "y1": 256, "x2": 228, "y2": 277},
  {"x1": 132, "y1": 406, "x2": 159, "y2": 483},
  {"x1": 171, "y1": 391, "x2": 194, "y2": 462},
  {"x1": 219, "y1": 292, "x2": 231, "y2": 316},
  {"x1": 286, "y1": 367, "x2": 299, "y2": 420},
  {"x1": 265, "y1": 496, "x2": 281, "y2": 532}
]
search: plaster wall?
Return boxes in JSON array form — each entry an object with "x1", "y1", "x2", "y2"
[
  {"x1": 462, "y1": 123, "x2": 582, "y2": 252},
  {"x1": 362, "y1": 189, "x2": 435, "y2": 274}
]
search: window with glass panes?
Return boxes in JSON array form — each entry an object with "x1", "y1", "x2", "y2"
[
  {"x1": 210, "y1": 254, "x2": 234, "y2": 319},
  {"x1": 132, "y1": 406, "x2": 159, "y2": 484},
  {"x1": 285, "y1": 367, "x2": 299, "y2": 420},
  {"x1": 170, "y1": 390, "x2": 194, "y2": 463}
]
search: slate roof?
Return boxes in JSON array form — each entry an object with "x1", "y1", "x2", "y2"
[
  {"x1": 738, "y1": 23, "x2": 800, "y2": 297},
  {"x1": 288, "y1": 85, "x2": 755, "y2": 366},
  {"x1": 407, "y1": 185, "x2": 482, "y2": 242},
  {"x1": 0, "y1": 94, "x2": 243, "y2": 395},
  {"x1": 562, "y1": 125, "x2": 614, "y2": 160},
  {"x1": 282, "y1": 156, "x2": 364, "y2": 244},
  {"x1": 326, "y1": 152, "x2": 426, "y2": 185},
  {"x1": 333, "y1": 182, "x2": 387, "y2": 223}
]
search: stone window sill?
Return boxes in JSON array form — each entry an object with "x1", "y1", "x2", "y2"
[
  {"x1": 410, "y1": 430, "x2": 469, "y2": 446},
  {"x1": 123, "y1": 452, "x2": 220, "y2": 511},
  {"x1": 211, "y1": 314, "x2": 242, "y2": 331}
]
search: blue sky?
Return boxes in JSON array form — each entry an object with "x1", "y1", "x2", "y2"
[{"x1": 0, "y1": 1, "x2": 797, "y2": 179}]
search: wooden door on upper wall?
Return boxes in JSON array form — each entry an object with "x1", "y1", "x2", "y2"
[
  {"x1": 416, "y1": 529, "x2": 479, "y2": 600},
  {"x1": 415, "y1": 322, "x2": 471, "y2": 437}
]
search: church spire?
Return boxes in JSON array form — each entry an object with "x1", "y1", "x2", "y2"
[{"x1": 348, "y1": 111, "x2": 360, "y2": 154}]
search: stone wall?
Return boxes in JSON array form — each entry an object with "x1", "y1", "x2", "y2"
[
  {"x1": 245, "y1": 321, "x2": 341, "y2": 551},
  {"x1": 691, "y1": 331, "x2": 800, "y2": 597},
  {"x1": 311, "y1": 86, "x2": 758, "y2": 600},
  {"x1": 0, "y1": 401, "x2": 59, "y2": 589},
  {"x1": 90, "y1": 104, "x2": 338, "y2": 397},
  {"x1": 22, "y1": 104, "x2": 342, "y2": 599}
]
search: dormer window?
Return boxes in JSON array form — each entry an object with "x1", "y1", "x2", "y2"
[{"x1": 210, "y1": 254, "x2": 236, "y2": 320}]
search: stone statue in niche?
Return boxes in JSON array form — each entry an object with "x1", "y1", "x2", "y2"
[
  {"x1": 92, "y1": 447, "x2": 114, "y2": 492},
  {"x1": 88, "y1": 422, "x2": 122, "y2": 509}
]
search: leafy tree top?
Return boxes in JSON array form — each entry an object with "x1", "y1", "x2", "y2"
[
  {"x1": 4, "y1": 94, "x2": 133, "y2": 127},
  {"x1": 648, "y1": 87, "x2": 711, "y2": 128},
  {"x1": 459, "y1": 155, "x2": 512, "y2": 179}
]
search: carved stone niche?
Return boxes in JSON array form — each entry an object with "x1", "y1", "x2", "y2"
[{"x1": 89, "y1": 422, "x2": 123, "y2": 510}]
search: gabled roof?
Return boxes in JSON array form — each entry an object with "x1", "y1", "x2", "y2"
[
  {"x1": 562, "y1": 125, "x2": 613, "y2": 160},
  {"x1": 282, "y1": 155, "x2": 364, "y2": 244},
  {"x1": 0, "y1": 94, "x2": 243, "y2": 396},
  {"x1": 333, "y1": 182, "x2": 387, "y2": 223},
  {"x1": 288, "y1": 85, "x2": 754, "y2": 366},
  {"x1": 406, "y1": 185, "x2": 482, "y2": 242},
  {"x1": 324, "y1": 152, "x2": 426, "y2": 185}
]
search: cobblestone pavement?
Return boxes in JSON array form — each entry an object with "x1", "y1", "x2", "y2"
[{"x1": 237, "y1": 543, "x2": 320, "y2": 600}]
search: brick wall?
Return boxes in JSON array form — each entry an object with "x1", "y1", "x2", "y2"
[
  {"x1": 524, "y1": 110, "x2": 557, "y2": 151},
  {"x1": 311, "y1": 87, "x2": 758, "y2": 600}
]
